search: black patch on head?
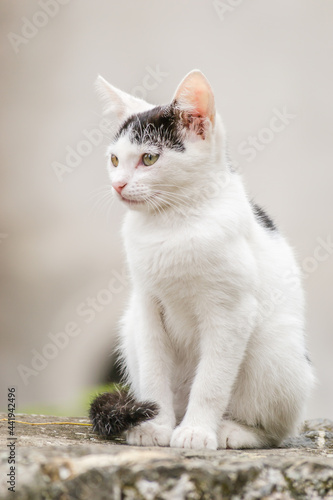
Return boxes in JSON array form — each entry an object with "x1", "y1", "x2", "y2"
[
  {"x1": 251, "y1": 202, "x2": 277, "y2": 231},
  {"x1": 116, "y1": 104, "x2": 185, "y2": 152}
]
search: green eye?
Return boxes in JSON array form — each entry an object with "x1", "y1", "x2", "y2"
[
  {"x1": 111, "y1": 154, "x2": 119, "y2": 167},
  {"x1": 142, "y1": 153, "x2": 159, "y2": 166}
]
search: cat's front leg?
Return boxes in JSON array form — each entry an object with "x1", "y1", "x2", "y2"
[
  {"x1": 122, "y1": 292, "x2": 175, "y2": 446},
  {"x1": 171, "y1": 296, "x2": 256, "y2": 450}
]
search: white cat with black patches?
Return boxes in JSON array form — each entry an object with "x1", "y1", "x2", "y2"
[{"x1": 89, "y1": 70, "x2": 314, "y2": 450}]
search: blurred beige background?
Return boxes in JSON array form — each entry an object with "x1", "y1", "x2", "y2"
[{"x1": 0, "y1": 0, "x2": 332, "y2": 419}]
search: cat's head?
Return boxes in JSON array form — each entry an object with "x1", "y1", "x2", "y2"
[{"x1": 97, "y1": 70, "x2": 225, "y2": 213}]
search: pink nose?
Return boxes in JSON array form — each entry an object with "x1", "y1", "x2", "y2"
[{"x1": 112, "y1": 181, "x2": 127, "y2": 194}]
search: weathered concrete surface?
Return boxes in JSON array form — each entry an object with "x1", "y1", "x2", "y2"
[{"x1": 1, "y1": 413, "x2": 333, "y2": 499}]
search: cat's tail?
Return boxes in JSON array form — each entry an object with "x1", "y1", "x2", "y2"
[{"x1": 89, "y1": 388, "x2": 159, "y2": 437}]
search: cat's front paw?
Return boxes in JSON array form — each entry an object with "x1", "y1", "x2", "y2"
[
  {"x1": 126, "y1": 421, "x2": 172, "y2": 447},
  {"x1": 170, "y1": 425, "x2": 218, "y2": 450}
]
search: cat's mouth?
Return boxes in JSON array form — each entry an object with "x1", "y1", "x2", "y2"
[
  {"x1": 119, "y1": 192, "x2": 160, "y2": 206},
  {"x1": 119, "y1": 194, "x2": 145, "y2": 205}
]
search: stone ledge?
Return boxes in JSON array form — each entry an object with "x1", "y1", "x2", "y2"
[{"x1": 0, "y1": 414, "x2": 333, "y2": 499}]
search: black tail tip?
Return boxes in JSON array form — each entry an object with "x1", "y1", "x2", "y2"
[{"x1": 89, "y1": 389, "x2": 159, "y2": 437}]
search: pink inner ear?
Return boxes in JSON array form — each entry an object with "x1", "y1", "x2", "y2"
[
  {"x1": 175, "y1": 73, "x2": 215, "y2": 125},
  {"x1": 192, "y1": 88, "x2": 213, "y2": 119}
]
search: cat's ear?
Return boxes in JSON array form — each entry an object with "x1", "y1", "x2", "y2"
[
  {"x1": 173, "y1": 70, "x2": 215, "y2": 131},
  {"x1": 95, "y1": 75, "x2": 152, "y2": 120}
]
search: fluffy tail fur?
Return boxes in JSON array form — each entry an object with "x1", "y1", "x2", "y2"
[{"x1": 89, "y1": 388, "x2": 159, "y2": 437}]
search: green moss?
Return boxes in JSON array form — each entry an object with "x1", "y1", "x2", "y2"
[{"x1": 19, "y1": 383, "x2": 128, "y2": 417}]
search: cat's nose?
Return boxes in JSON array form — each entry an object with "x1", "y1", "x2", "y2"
[{"x1": 112, "y1": 181, "x2": 127, "y2": 194}]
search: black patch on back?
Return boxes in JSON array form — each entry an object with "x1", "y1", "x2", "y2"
[
  {"x1": 116, "y1": 104, "x2": 185, "y2": 152},
  {"x1": 251, "y1": 202, "x2": 277, "y2": 231},
  {"x1": 305, "y1": 353, "x2": 312, "y2": 365}
]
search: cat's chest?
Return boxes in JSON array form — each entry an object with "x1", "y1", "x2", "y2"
[
  {"x1": 124, "y1": 215, "x2": 218, "y2": 289},
  {"x1": 130, "y1": 228, "x2": 203, "y2": 280},
  {"x1": 123, "y1": 212, "x2": 256, "y2": 317}
]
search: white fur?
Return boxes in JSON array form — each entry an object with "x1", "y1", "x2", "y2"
[{"x1": 99, "y1": 70, "x2": 315, "y2": 449}]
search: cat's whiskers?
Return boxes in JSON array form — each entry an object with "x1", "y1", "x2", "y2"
[
  {"x1": 152, "y1": 186, "x2": 199, "y2": 204},
  {"x1": 94, "y1": 191, "x2": 113, "y2": 211},
  {"x1": 149, "y1": 193, "x2": 169, "y2": 218},
  {"x1": 88, "y1": 184, "x2": 114, "y2": 219},
  {"x1": 88, "y1": 184, "x2": 113, "y2": 201},
  {"x1": 153, "y1": 188, "x2": 195, "y2": 210},
  {"x1": 155, "y1": 190, "x2": 191, "y2": 208},
  {"x1": 154, "y1": 183, "x2": 201, "y2": 197},
  {"x1": 153, "y1": 184, "x2": 212, "y2": 215},
  {"x1": 143, "y1": 193, "x2": 165, "y2": 218},
  {"x1": 153, "y1": 192, "x2": 189, "y2": 218},
  {"x1": 142, "y1": 188, "x2": 176, "y2": 218}
]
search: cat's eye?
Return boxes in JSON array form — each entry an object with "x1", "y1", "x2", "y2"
[
  {"x1": 111, "y1": 154, "x2": 119, "y2": 167},
  {"x1": 142, "y1": 153, "x2": 159, "y2": 166}
]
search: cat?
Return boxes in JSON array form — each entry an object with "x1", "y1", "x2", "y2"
[{"x1": 89, "y1": 70, "x2": 315, "y2": 450}]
